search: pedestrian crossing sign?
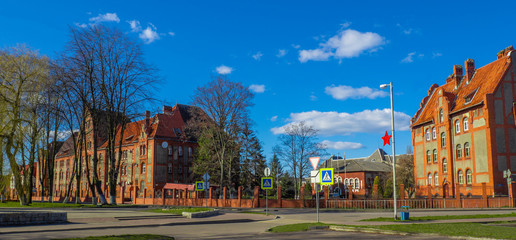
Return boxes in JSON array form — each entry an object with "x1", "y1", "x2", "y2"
[
  {"x1": 261, "y1": 177, "x2": 273, "y2": 190},
  {"x1": 320, "y1": 168, "x2": 334, "y2": 185},
  {"x1": 195, "y1": 181, "x2": 204, "y2": 191}
]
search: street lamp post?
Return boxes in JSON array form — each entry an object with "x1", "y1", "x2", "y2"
[{"x1": 380, "y1": 82, "x2": 397, "y2": 220}]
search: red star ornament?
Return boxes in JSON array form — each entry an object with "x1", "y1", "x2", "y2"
[{"x1": 381, "y1": 131, "x2": 392, "y2": 146}]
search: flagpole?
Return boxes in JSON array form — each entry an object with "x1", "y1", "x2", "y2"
[{"x1": 381, "y1": 82, "x2": 397, "y2": 220}]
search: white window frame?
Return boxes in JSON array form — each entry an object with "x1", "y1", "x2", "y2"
[
  {"x1": 455, "y1": 120, "x2": 461, "y2": 134},
  {"x1": 463, "y1": 118, "x2": 469, "y2": 131},
  {"x1": 432, "y1": 127, "x2": 436, "y2": 139}
]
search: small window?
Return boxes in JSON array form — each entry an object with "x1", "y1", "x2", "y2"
[
  {"x1": 434, "y1": 172, "x2": 439, "y2": 186},
  {"x1": 426, "y1": 129, "x2": 430, "y2": 141},
  {"x1": 427, "y1": 150, "x2": 431, "y2": 163},
  {"x1": 178, "y1": 146, "x2": 183, "y2": 157},
  {"x1": 442, "y1": 158, "x2": 447, "y2": 173},
  {"x1": 432, "y1": 127, "x2": 436, "y2": 139},
  {"x1": 428, "y1": 173, "x2": 432, "y2": 186},
  {"x1": 142, "y1": 163, "x2": 146, "y2": 173},
  {"x1": 466, "y1": 169, "x2": 472, "y2": 184},
  {"x1": 464, "y1": 142, "x2": 470, "y2": 157},
  {"x1": 463, "y1": 118, "x2": 469, "y2": 131},
  {"x1": 458, "y1": 170, "x2": 464, "y2": 184},
  {"x1": 168, "y1": 163, "x2": 172, "y2": 174},
  {"x1": 456, "y1": 144, "x2": 462, "y2": 158},
  {"x1": 433, "y1": 149, "x2": 438, "y2": 163},
  {"x1": 441, "y1": 132, "x2": 446, "y2": 147},
  {"x1": 344, "y1": 179, "x2": 349, "y2": 186},
  {"x1": 188, "y1": 147, "x2": 193, "y2": 158},
  {"x1": 455, "y1": 120, "x2": 461, "y2": 134},
  {"x1": 439, "y1": 108, "x2": 444, "y2": 123},
  {"x1": 168, "y1": 146, "x2": 173, "y2": 155},
  {"x1": 354, "y1": 179, "x2": 359, "y2": 189}
]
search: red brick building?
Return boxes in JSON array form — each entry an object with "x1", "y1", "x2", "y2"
[
  {"x1": 35, "y1": 104, "x2": 199, "y2": 201},
  {"x1": 411, "y1": 46, "x2": 516, "y2": 198}
]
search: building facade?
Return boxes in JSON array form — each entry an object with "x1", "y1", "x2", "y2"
[
  {"x1": 35, "y1": 104, "x2": 199, "y2": 201},
  {"x1": 411, "y1": 46, "x2": 516, "y2": 198},
  {"x1": 320, "y1": 149, "x2": 406, "y2": 198}
]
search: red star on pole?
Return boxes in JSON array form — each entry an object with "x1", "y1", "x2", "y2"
[{"x1": 381, "y1": 131, "x2": 392, "y2": 146}]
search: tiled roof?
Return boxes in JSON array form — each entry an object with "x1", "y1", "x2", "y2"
[
  {"x1": 56, "y1": 132, "x2": 78, "y2": 158},
  {"x1": 412, "y1": 53, "x2": 512, "y2": 127}
]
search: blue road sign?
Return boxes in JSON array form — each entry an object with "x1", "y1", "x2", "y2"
[
  {"x1": 195, "y1": 181, "x2": 204, "y2": 191},
  {"x1": 320, "y1": 168, "x2": 334, "y2": 185},
  {"x1": 261, "y1": 177, "x2": 273, "y2": 189}
]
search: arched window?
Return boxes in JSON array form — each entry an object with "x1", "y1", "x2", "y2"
[
  {"x1": 466, "y1": 169, "x2": 472, "y2": 184},
  {"x1": 455, "y1": 120, "x2": 461, "y2": 134},
  {"x1": 442, "y1": 158, "x2": 447, "y2": 173},
  {"x1": 439, "y1": 108, "x2": 444, "y2": 123},
  {"x1": 433, "y1": 149, "x2": 438, "y2": 163},
  {"x1": 463, "y1": 118, "x2": 469, "y2": 131},
  {"x1": 188, "y1": 147, "x2": 193, "y2": 158},
  {"x1": 142, "y1": 162, "x2": 146, "y2": 173},
  {"x1": 432, "y1": 127, "x2": 436, "y2": 139},
  {"x1": 434, "y1": 172, "x2": 439, "y2": 186},
  {"x1": 456, "y1": 144, "x2": 462, "y2": 158},
  {"x1": 458, "y1": 170, "x2": 464, "y2": 184},
  {"x1": 464, "y1": 142, "x2": 470, "y2": 157},
  {"x1": 344, "y1": 179, "x2": 349, "y2": 186},
  {"x1": 428, "y1": 173, "x2": 432, "y2": 186},
  {"x1": 427, "y1": 150, "x2": 431, "y2": 163},
  {"x1": 354, "y1": 178, "x2": 359, "y2": 189},
  {"x1": 178, "y1": 146, "x2": 183, "y2": 156},
  {"x1": 441, "y1": 132, "x2": 446, "y2": 147},
  {"x1": 426, "y1": 129, "x2": 430, "y2": 141}
]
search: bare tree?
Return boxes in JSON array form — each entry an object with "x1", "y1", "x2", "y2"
[
  {"x1": 190, "y1": 76, "x2": 254, "y2": 192},
  {"x1": 63, "y1": 25, "x2": 157, "y2": 204},
  {"x1": 274, "y1": 122, "x2": 321, "y2": 199}
]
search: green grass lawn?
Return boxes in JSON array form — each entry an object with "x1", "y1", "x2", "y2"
[
  {"x1": 145, "y1": 207, "x2": 212, "y2": 215},
  {"x1": 361, "y1": 212, "x2": 516, "y2": 222},
  {"x1": 268, "y1": 222, "x2": 331, "y2": 233},
  {"x1": 372, "y1": 222, "x2": 516, "y2": 239},
  {"x1": 0, "y1": 201, "x2": 136, "y2": 208},
  {"x1": 55, "y1": 234, "x2": 174, "y2": 240}
]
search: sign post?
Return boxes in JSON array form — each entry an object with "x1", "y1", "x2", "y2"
[
  {"x1": 309, "y1": 157, "x2": 321, "y2": 223},
  {"x1": 264, "y1": 167, "x2": 271, "y2": 215},
  {"x1": 261, "y1": 176, "x2": 273, "y2": 216},
  {"x1": 203, "y1": 173, "x2": 210, "y2": 208}
]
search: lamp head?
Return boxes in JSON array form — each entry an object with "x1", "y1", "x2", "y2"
[{"x1": 380, "y1": 84, "x2": 389, "y2": 89}]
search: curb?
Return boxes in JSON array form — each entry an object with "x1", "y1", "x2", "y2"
[{"x1": 182, "y1": 209, "x2": 220, "y2": 219}]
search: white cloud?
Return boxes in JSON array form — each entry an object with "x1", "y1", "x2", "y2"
[
  {"x1": 270, "y1": 116, "x2": 278, "y2": 122},
  {"x1": 75, "y1": 23, "x2": 87, "y2": 28},
  {"x1": 291, "y1": 44, "x2": 301, "y2": 49},
  {"x1": 321, "y1": 140, "x2": 365, "y2": 150},
  {"x1": 252, "y1": 52, "x2": 263, "y2": 60},
  {"x1": 168, "y1": 32, "x2": 175, "y2": 36},
  {"x1": 127, "y1": 20, "x2": 141, "y2": 32},
  {"x1": 325, "y1": 85, "x2": 388, "y2": 100},
  {"x1": 401, "y1": 52, "x2": 416, "y2": 63},
  {"x1": 89, "y1": 13, "x2": 120, "y2": 23},
  {"x1": 277, "y1": 49, "x2": 287, "y2": 58},
  {"x1": 299, "y1": 29, "x2": 385, "y2": 63},
  {"x1": 271, "y1": 108, "x2": 411, "y2": 136},
  {"x1": 432, "y1": 52, "x2": 442, "y2": 58},
  {"x1": 249, "y1": 84, "x2": 265, "y2": 93},
  {"x1": 340, "y1": 21, "x2": 352, "y2": 29},
  {"x1": 216, "y1": 65, "x2": 233, "y2": 75},
  {"x1": 310, "y1": 94, "x2": 318, "y2": 101},
  {"x1": 139, "y1": 25, "x2": 160, "y2": 44}
]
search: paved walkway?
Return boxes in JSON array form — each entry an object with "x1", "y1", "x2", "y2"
[{"x1": 0, "y1": 207, "x2": 515, "y2": 239}]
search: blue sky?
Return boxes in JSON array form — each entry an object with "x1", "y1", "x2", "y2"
[{"x1": 2, "y1": 0, "x2": 516, "y2": 161}]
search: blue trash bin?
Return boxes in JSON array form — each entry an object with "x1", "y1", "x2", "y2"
[{"x1": 400, "y1": 206, "x2": 409, "y2": 221}]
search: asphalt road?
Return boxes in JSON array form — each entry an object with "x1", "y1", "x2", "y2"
[{"x1": 1, "y1": 207, "x2": 515, "y2": 240}]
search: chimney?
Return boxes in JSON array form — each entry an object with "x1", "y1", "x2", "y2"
[
  {"x1": 451, "y1": 65, "x2": 463, "y2": 88},
  {"x1": 465, "y1": 59, "x2": 475, "y2": 82},
  {"x1": 162, "y1": 105, "x2": 173, "y2": 115},
  {"x1": 497, "y1": 45, "x2": 514, "y2": 59}
]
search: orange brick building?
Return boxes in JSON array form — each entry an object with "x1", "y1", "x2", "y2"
[
  {"x1": 411, "y1": 46, "x2": 516, "y2": 198},
  {"x1": 36, "y1": 104, "x2": 198, "y2": 201}
]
